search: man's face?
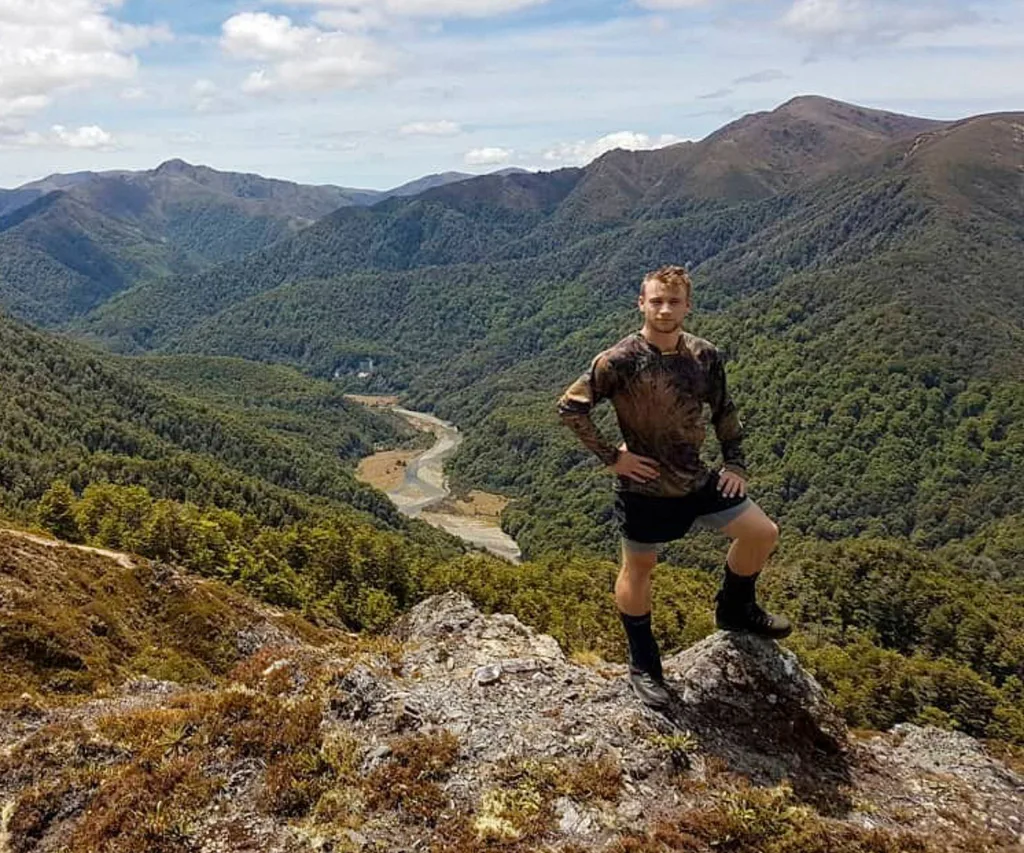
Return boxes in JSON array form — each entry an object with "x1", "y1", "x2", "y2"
[{"x1": 638, "y1": 279, "x2": 690, "y2": 334}]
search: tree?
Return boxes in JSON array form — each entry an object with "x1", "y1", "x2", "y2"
[{"x1": 37, "y1": 481, "x2": 81, "y2": 543}]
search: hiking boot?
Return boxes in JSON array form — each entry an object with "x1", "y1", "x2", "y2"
[
  {"x1": 629, "y1": 666, "x2": 672, "y2": 709},
  {"x1": 715, "y1": 592, "x2": 793, "y2": 639}
]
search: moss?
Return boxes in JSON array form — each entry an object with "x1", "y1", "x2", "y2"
[
  {"x1": 473, "y1": 786, "x2": 546, "y2": 843},
  {"x1": 95, "y1": 708, "x2": 194, "y2": 760},
  {"x1": 0, "y1": 533, "x2": 330, "y2": 701},
  {"x1": 259, "y1": 750, "x2": 334, "y2": 816},
  {"x1": 494, "y1": 755, "x2": 623, "y2": 805},
  {"x1": 558, "y1": 755, "x2": 622, "y2": 802},
  {"x1": 157, "y1": 587, "x2": 240, "y2": 674},
  {"x1": 607, "y1": 782, "x2": 948, "y2": 853},
  {"x1": 0, "y1": 721, "x2": 112, "y2": 784},
  {"x1": 0, "y1": 612, "x2": 89, "y2": 672},
  {"x1": 365, "y1": 731, "x2": 460, "y2": 823},
  {"x1": 320, "y1": 729, "x2": 364, "y2": 779},
  {"x1": 130, "y1": 645, "x2": 212, "y2": 684},
  {"x1": 172, "y1": 687, "x2": 323, "y2": 760},
  {"x1": 312, "y1": 785, "x2": 368, "y2": 828},
  {"x1": 8, "y1": 776, "x2": 94, "y2": 853}
]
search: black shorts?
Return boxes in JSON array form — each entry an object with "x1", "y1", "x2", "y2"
[{"x1": 613, "y1": 475, "x2": 753, "y2": 552}]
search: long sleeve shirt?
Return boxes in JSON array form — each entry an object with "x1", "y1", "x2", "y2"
[{"x1": 557, "y1": 331, "x2": 747, "y2": 497}]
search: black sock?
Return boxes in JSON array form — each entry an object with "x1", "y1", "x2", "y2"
[
  {"x1": 619, "y1": 611, "x2": 663, "y2": 679},
  {"x1": 721, "y1": 562, "x2": 758, "y2": 606}
]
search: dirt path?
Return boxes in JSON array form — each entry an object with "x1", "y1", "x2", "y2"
[{"x1": 0, "y1": 527, "x2": 134, "y2": 569}]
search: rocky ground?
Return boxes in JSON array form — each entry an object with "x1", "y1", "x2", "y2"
[{"x1": 2, "y1": 580, "x2": 1022, "y2": 852}]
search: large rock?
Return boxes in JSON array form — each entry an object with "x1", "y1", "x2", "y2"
[{"x1": 663, "y1": 631, "x2": 848, "y2": 756}]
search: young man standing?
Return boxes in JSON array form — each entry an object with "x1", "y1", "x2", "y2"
[{"x1": 557, "y1": 265, "x2": 791, "y2": 709}]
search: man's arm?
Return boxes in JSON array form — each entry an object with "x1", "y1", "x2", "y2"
[
  {"x1": 708, "y1": 350, "x2": 748, "y2": 477},
  {"x1": 557, "y1": 354, "x2": 621, "y2": 466}
]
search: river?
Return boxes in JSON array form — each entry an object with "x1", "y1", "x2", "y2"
[{"x1": 381, "y1": 407, "x2": 522, "y2": 564}]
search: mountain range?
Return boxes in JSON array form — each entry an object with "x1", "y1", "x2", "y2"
[
  {"x1": 55, "y1": 95, "x2": 1022, "y2": 562},
  {"x1": 0, "y1": 160, "x2": 518, "y2": 325}
]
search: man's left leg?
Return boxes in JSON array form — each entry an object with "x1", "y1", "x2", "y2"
[{"x1": 714, "y1": 503, "x2": 791, "y2": 638}]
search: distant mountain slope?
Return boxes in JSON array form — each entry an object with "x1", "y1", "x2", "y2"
[
  {"x1": 0, "y1": 160, "x2": 366, "y2": 325},
  {"x1": 0, "y1": 192, "x2": 179, "y2": 326},
  {"x1": 382, "y1": 167, "x2": 529, "y2": 199},
  {"x1": 0, "y1": 161, "x2": 524, "y2": 326}
]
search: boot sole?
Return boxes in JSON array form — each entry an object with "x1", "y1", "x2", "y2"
[{"x1": 715, "y1": 619, "x2": 792, "y2": 640}]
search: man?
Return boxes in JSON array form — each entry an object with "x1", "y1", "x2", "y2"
[{"x1": 557, "y1": 264, "x2": 791, "y2": 710}]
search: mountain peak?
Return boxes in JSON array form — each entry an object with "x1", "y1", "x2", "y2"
[{"x1": 154, "y1": 157, "x2": 198, "y2": 175}]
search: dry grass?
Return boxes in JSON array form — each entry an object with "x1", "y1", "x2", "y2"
[
  {"x1": 0, "y1": 532, "x2": 337, "y2": 699},
  {"x1": 67, "y1": 756, "x2": 221, "y2": 853},
  {"x1": 605, "y1": 781, "x2": 973, "y2": 853}
]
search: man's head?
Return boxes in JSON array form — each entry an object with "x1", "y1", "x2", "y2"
[{"x1": 638, "y1": 265, "x2": 692, "y2": 335}]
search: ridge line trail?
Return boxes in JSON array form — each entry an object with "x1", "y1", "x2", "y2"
[{"x1": 0, "y1": 526, "x2": 134, "y2": 569}]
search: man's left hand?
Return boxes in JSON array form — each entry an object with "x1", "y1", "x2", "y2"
[{"x1": 718, "y1": 469, "x2": 747, "y2": 499}]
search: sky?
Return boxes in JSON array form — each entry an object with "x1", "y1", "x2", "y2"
[{"x1": 1, "y1": 0, "x2": 1022, "y2": 190}]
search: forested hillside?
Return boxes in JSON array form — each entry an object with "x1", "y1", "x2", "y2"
[
  {"x1": 0, "y1": 311, "x2": 430, "y2": 529},
  {"x1": 0, "y1": 161, "x2": 513, "y2": 327},
  {"x1": 0, "y1": 160, "x2": 369, "y2": 326}
]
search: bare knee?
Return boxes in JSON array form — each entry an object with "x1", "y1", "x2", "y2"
[
  {"x1": 737, "y1": 519, "x2": 779, "y2": 551},
  {"x1": 756, "y1": 520, "x2": 779, "y2": 551}
]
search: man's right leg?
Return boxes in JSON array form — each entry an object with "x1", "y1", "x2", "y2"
[{"x1": 616, "y1": 542, "x2": 671, "y2": 708}]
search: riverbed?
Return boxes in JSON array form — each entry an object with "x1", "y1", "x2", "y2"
[{"x1": 353, "y1": 402, "x2": 522, "y2": 563}]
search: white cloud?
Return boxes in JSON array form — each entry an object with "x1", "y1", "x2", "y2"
[
  {"x1": 221, "y1": 12, "x2": 316, "y2": 60},
  {"x1": 120, "y1": 86, "x2": 147, "y2": 101},
  {"x1": 781, "y1": 0, "x2": 974, "y2": 48},
  {"x1": 0, "y1": 123, "x2": 118, "y2": 150},
  {"x1": 221, "y1": 12, "x2": 392, "y2": 93},
  {"x1": 190, "y1": 79, "x2": 223, "y2": 112},
  {"x1": 52, "y1": 124, "x2": 117, "y2": 149},
  {"x1": 631, "y1": 0, "x2": 712, "y2": 8},
  {"x1": 464, "y1": 146, "x2": 512, "y2": 165},
  {"x1": 286, "y1": 0, "x2": 549, "y2": 21},
  {"x1": 313, "y1": 7, "x2": 389, "y2": 31},
  {"x1": 542, "y1": 131, "x2": 684, "y2": 165},
  {"x1": 400, "y1": 120, "x2": 461, "y2": 136},
  {"x1": 242, "y1": 71, "x2": 274, "y2": 95},
  {"x1": 0, "y1": 0, "x2": 169, "y2": 118}
]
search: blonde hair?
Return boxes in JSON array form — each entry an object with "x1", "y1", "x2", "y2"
[{"x1": 640, "y1": 265, "x2": 692, "y2": 301}]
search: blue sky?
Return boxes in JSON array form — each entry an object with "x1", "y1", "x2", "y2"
[{"x1": 1, "y1": 0, "x2": 1022, "y2": 189}]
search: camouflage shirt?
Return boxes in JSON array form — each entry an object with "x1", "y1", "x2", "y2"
[{"x1": 557, "y1": 331, "x2": 747, "y2": 497}]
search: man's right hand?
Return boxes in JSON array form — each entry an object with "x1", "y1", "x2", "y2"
[{"x1": 612, "y1": 445, "x2": 660, "y2": 483}]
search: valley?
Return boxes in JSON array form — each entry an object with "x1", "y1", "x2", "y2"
[{"x1": 353, "y1": 398, "x2": 522, "y2": 562}]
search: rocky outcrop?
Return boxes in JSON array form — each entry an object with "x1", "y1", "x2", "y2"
[{"x1": 3, "y1": 591, "x2": 1022, "y2": 852}]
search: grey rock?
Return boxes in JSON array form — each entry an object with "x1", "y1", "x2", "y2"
[
  {"x1": 331, "y1": 665, "x2": 389, "y2": 720},
  {"x1": 664, "y1": 631, "x2": 847, "y2": 754},
  {"x1": 474, "y1": 664, "x2": 502, "y2": 685},
  {"x1": 555, "y1": 797, "x2": 596, "y2": 835}
]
